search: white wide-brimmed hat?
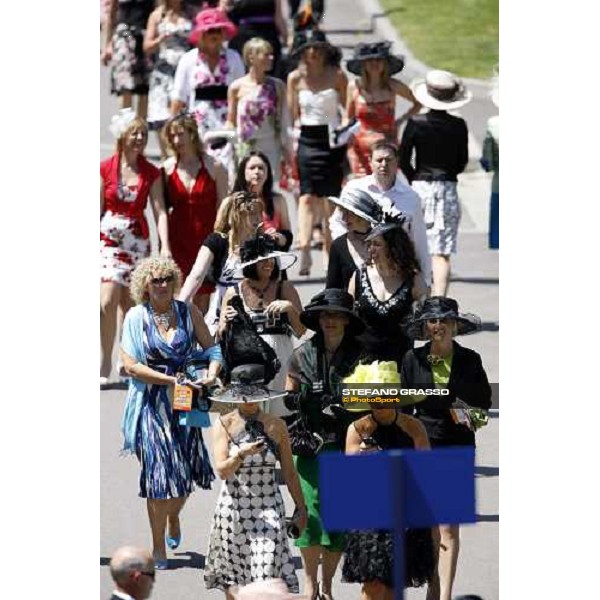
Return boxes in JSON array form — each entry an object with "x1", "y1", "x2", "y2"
[
  {"x1": 411, "y1": 70, "x2": 472, "y2": 111},
  {"x1": 234, "y1": 234, "x2": 297, "y2": 277}
]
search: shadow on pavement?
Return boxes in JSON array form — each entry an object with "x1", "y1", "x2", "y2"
[
  {"x1": 480, "y1": 321, "x2": 499, "y2": 332},
  {"x1": 475, "y1": 466, "x2": 499, "y2": 477},
  {"x1": 476, "y1": 514, "x2": 499, "y2": 523},
  {"x1": 289, "y1": 277, "x2": 326, "y2": 286},
  {"x1": 101, "y1": 382, "x2": 128, "y2": 391},
  {"x1": 100, "y1": 552, "x2": 206, "y2": 570},
  {"x1": 451, "y1": 276, "x2": 499, "y2": 285}
]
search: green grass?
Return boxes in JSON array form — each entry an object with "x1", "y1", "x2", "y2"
[{"x1": 379, "y1": 0, "x2": 498, "y2": 79}]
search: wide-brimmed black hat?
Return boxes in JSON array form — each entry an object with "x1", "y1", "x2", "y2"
[
  {"x1": 406, "y1": 297, "x2": 482, "y2": 341},
  {"x1": 300, "y1": 289, "x2": 365, "y2": 335},
  {"x1": 346, "y1": 41, "x2": 405, "y2": 76},
  {"x1": 290, "y1": 27, "x2": 341, "y2": 65},
  {"x1": 327, "y1": 188, "x2": 382, "y2": 226},
  {"x1": 209, "y1": 364, "x2": 286, "y2": 404}
]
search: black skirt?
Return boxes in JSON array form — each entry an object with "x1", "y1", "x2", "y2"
[
  {"x1": 298, "y1": 125, "x2": 345, "y2": 197},
  {"x1": 342, "y1": 528, "x2": 434, "y2": 588}
]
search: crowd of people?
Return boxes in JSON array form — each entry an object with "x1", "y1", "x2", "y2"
[{"x1": 101, "y1": 2, "x2": 498, "y2": 599}]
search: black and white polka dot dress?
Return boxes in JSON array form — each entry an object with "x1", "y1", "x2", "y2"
[{"x1": 204, "y1": 423, "x2": 299, "y2": 592}]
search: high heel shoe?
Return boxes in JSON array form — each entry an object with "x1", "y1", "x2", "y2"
[{"x1": 166, "y1": 517, "x2": 181, "y2": 549}]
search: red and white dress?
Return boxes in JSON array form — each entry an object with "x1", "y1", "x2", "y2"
[{"x1": 100, "y1": 154, "x2": 160, "y2": 286}]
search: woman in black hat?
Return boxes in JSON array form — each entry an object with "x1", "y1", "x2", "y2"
[
  {"x1": 401, "y1": 296, "x2": 492, "y2": 600},
  {"x1": 342, "y1": 402, "x2": 435, "y2": 599},
  {"x1": 284, "y1": 289, "x2": 365, "y2": 600},
  {"x1": 204, "y1": 365, "x2": 307, "y2": 596},
  {"x1": 287, "y1": 26, "x2": 347, "y2": 276},
  {"x1": 325, "y1": 188, "x2": 381, "y2": 290},
  {"x1": 349, "y1": 205, "x2": 428, "y2": 368},
  {"x1": 345, "y1": 41, "x2": 421, "y2": 178}
]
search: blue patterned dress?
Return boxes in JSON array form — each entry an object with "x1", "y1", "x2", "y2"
[{"x1": 135, "y1": 300, "x2": 214, "y2": 498}]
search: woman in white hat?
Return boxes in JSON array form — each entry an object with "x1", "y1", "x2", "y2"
[
  {"x1": 218, "y1": 233, "x2": 305, "y2": 415},
  {"x1": 399, "y1": 70, "x2": 472, "y2": 297}
]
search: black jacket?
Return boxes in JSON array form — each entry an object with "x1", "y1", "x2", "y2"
[
  {"x1": 400, "y1": 341, "x2": 492, "y2": 444},
  {"x1": 399, "y1": 110, "x2": 469, "y2": 183}
]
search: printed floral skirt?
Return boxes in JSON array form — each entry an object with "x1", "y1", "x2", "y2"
[{"x1": 110, "y1": 24, "x2": 152, "y2": 96}]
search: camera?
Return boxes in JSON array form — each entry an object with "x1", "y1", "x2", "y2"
[{"x1": 251, "y1": 310, "x2": 281, "y2": 333}]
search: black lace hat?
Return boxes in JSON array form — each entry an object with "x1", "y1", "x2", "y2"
[
  {"x1": 234, "y1": 233, "x2": 297, "y2": 276},
  {"x1": 406, "y1": 296, "x2": 482, "y2": 340},
  {"x1": 300, "y1": 289, "x2": 365, "y2": 335},
  {"x1": 346, "y1": 41, "x2": 405, "y2": 76},
  {"x1": 365, "y1": 206, "x2": 408, "y2": 241}
]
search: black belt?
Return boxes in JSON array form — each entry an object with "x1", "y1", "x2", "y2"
[{"x1": 195, "y1": 85, "x2": 228, "y2": 102}]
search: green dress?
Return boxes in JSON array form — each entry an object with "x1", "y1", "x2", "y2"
[{"x1": 287, "y1": 335, "x2": 362, "y2": 550}]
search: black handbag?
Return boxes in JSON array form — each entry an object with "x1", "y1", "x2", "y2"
[
  {"x1": 288, "y1": 411, "x2": 324, "y2": 457},
  {"x1": 221, "y1": 295, "x2": 281, "y2": 384}
]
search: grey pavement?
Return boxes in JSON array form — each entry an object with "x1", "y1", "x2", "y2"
[{"x1": 100, "y1": 1, "x2": 498, "y2": 598}]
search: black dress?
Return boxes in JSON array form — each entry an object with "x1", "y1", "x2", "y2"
[
  {"x1": 354, "y1": 266, "x2": 414, "y2": 366},
  {"x1": 342, "y1": 415, "x2": 434, "y2": 588},
  {"x1": 227, "y1": 0, "x2": 283, "y2": 78},
  {"x1": 326, "y1": 234, "x2": 362, "y2": 290}
]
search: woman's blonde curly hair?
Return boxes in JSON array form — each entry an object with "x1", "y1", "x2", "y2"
[{"x1": 129, "y1": 256, "x2": 183, "y2": 305}]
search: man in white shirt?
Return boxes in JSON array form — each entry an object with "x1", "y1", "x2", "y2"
[
  {"x1": 329, "y1": 141, "x2": 431, "y2": 287},
  {"x1": 109, "y1": 546, "x2": 155, "y2": 600}
]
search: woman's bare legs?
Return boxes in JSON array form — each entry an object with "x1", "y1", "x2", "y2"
[
  {"x1": 100, "y1": 281, "x2": 122, "y2": 379},
  {"x1": 137, "y1": 94, "x2": 149, "y2": 120},
  {"x1": 437, "y1": 524, "x2": 460, "y2": 600},
  {"x1": 166, "y1": 497, "x2": 187, "y2": 541},
  {"x1": 146, "y1": 499, "x2": 170, "y2": 560},
  {"x1": 298, "y1": 193, "x2": 317, "y2": 275},
  {"x1": 431, "y1": 255, "x2": 451, "y2": 297},
  {"x1": 299, "y1": 546, "x2": 321, "y2": 599},
  {"x1": 321, "y1": 548, "x2": 343, "y2": 598},
  {"x1": 320, "y1": 196, "x2": 333, "y2": 269},
  {"x1": 120, "y1": 92, "x2": 133, "y2": 110}
]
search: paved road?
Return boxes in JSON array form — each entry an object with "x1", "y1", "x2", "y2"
[{"x1": 100, "y1": 2, "x2": 498, "y2": 597}]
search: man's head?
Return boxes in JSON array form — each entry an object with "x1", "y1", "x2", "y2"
[
  {"x1": 109, "y1": 546, "x2": 155, "y2": 600},
  {"x1": 370, "y1": 141, "x2": 399, "y2": 189}
]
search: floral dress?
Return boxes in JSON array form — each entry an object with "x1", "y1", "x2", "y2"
[
  {"x1": 100, "y1": 154, "x2": 159, "y2": 286},
  {"x1": 348, "y1": 84, "x2": 396, "y2": 177},
  {"x1": 172, "y1": 47, "x2": 245, "y2": 181},
  {"x1": 204, "y1": 416, "x2": 299, "y2": 592},
  {"x1": 237, "y1": 78, "x2": 287, "y2": 180},
  {"x1": 147, "y1": 14, "x2": 192, "y2": 130}
]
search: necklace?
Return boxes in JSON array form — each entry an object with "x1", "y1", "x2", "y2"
[
  {"x1": 152, "y1": 304, "x2": 174, "y2": 330},
  {"x1": 245, "y1": 279, "x2": 272, "y2": 307}
]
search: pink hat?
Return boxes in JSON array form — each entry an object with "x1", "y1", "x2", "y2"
[{"x1": 189, "y1": 8, "x2": 238, "y2": 46}]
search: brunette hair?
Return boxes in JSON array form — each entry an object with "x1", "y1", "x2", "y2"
[{"x1": 232, "y1": 151, "x2": 276, "y2": 219}]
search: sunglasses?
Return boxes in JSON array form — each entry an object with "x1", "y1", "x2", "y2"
[
  {"x1": 140, "y1": 570, "x2": 156, "y2": 581},
  {"x1": 150, "y1": 275, "x2": 174, "y2": 286}
]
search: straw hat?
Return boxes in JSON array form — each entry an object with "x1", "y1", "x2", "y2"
[{"x1": 411, "y1": 70, "x2": 472, "y2": 111}]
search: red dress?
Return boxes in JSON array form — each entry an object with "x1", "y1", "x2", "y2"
[
  {"x1": 348, "y1": 84, "x2": 396, "y2": 177},
  {"x1": 166, "y1": 160, "x2": 218, "y2": 296},
  {"x1": 100, "y1": 154, "x2": 159, "y2": 285}
]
